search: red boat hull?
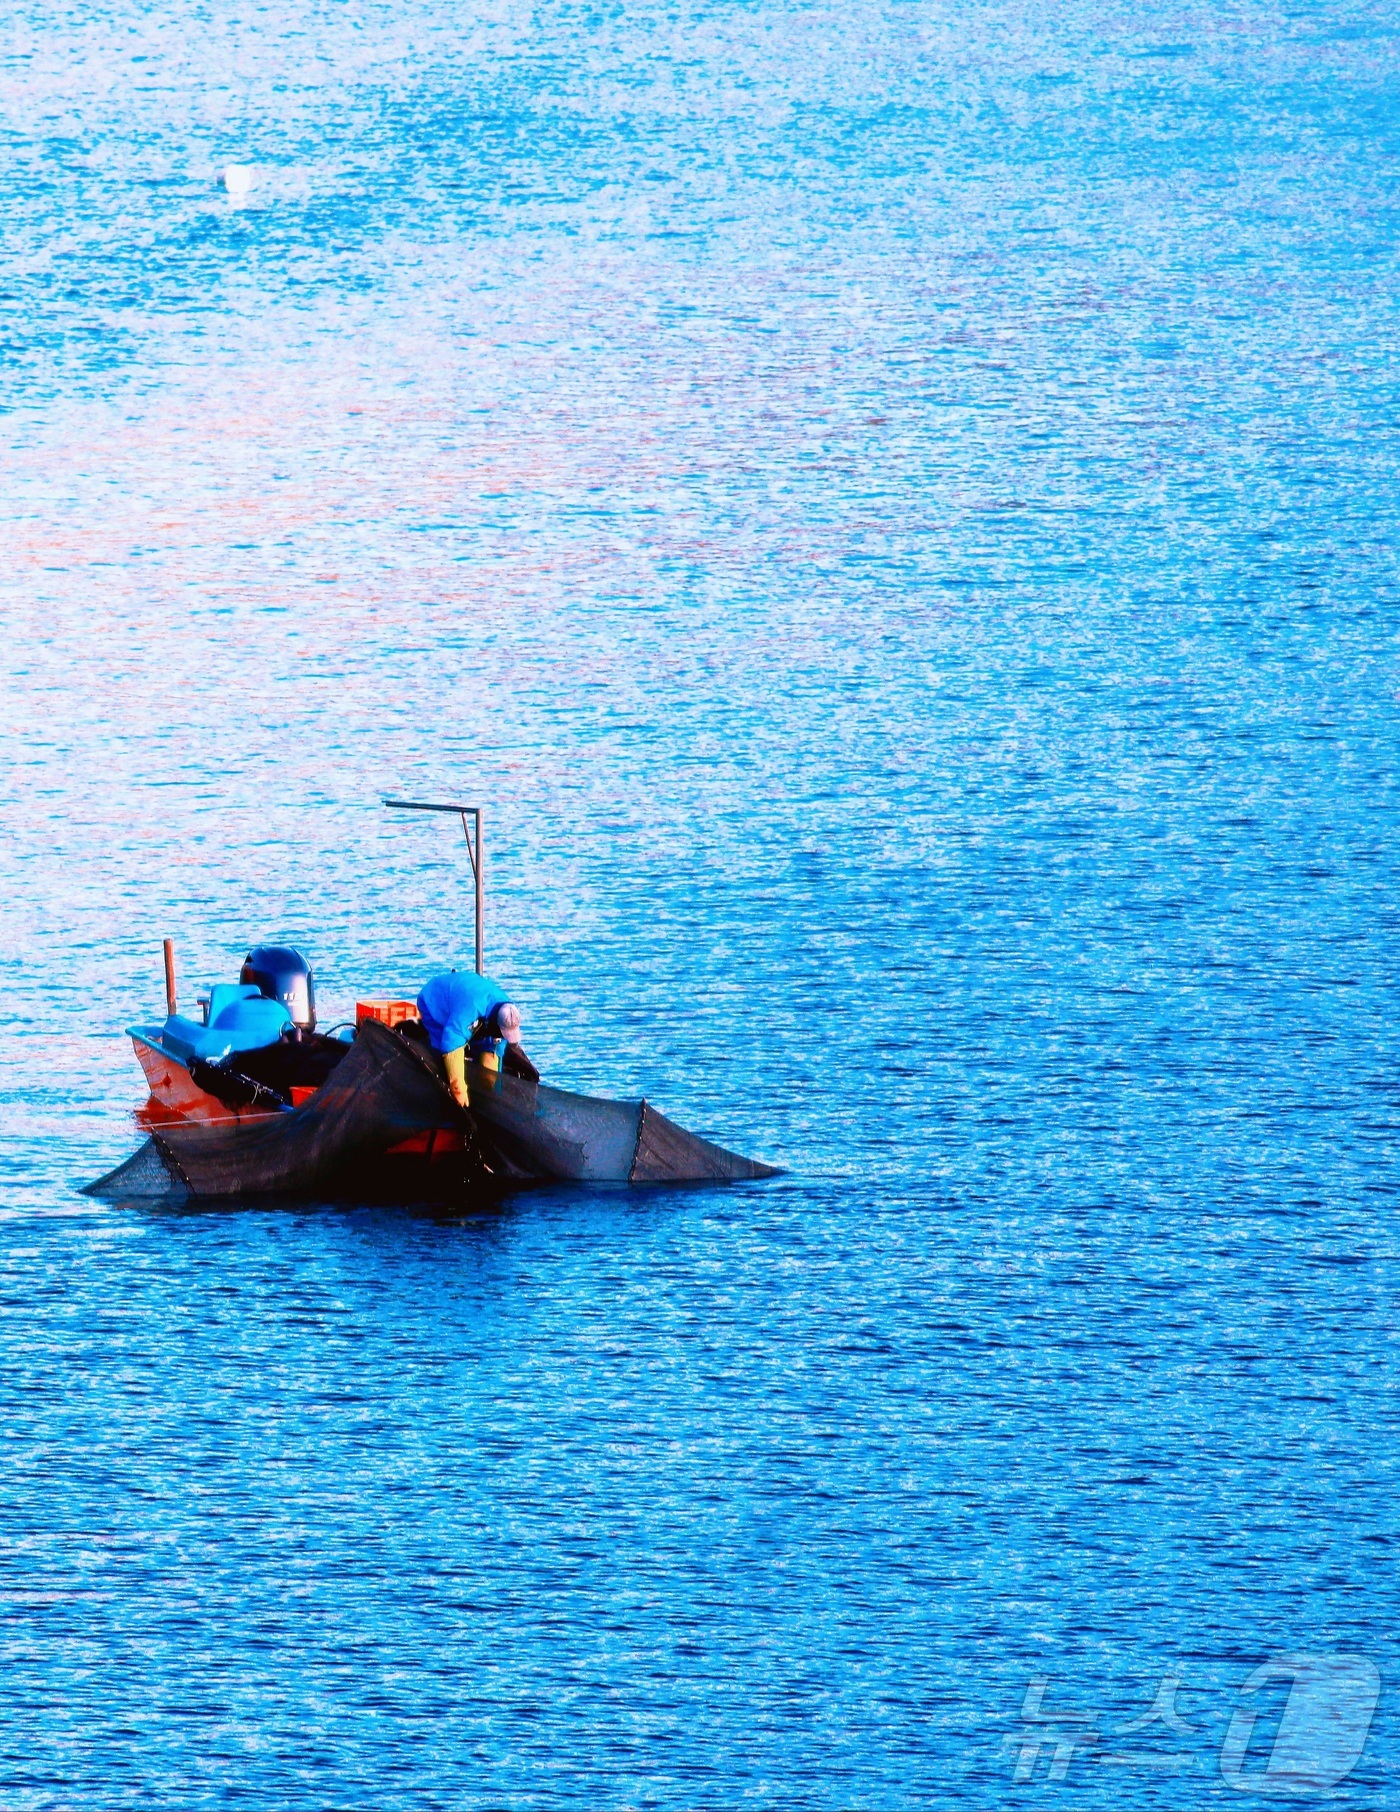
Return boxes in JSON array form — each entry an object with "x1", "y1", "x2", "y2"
[{"x1": 130, "y1": 1033, "x2": 463, "y2": 1155}]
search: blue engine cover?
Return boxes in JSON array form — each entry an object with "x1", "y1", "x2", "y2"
[
  {"x1": 212, "y1": 994, "x2": 293, "y2": 1044},
  {"x1": 160, "y1": 989, "x2": 293, "y2": 1065}
]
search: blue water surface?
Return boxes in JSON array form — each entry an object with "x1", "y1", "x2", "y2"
[{"x1": 2, "y1": 0, "x2": 1399, "y2": 1804}]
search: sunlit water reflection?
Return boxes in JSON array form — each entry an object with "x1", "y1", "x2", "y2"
[{"x1": 2, "y1": 1, "x2": 1398, "y2": 1803}]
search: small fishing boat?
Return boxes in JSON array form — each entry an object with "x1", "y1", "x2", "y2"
[
  {"x1": 87, "y1": 941, "x2": 777, "y2": 1203},
  {"x1": 89, "y1": 798, "x2": 778, "y2": 1203}
]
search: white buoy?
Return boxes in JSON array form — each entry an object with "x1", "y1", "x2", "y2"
[{"x1": 222, "y1": 164, "x2": 254, "y2": 197}]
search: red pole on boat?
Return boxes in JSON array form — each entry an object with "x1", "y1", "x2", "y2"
[{"x1": 163, "y1": 939, "x2": 177, "y2": 1016}]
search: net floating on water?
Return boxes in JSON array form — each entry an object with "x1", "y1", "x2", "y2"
[{"x1": 86, "y1": 1018, "x2": 779, "y2": 1201}]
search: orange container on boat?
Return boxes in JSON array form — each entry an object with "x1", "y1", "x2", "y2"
[
  {"x1": 289, "y1": 1085, "x2": 318, "y2": 1107},
  {"x1": 356, "y1": 999, "x2": 419, "y2": 1028}
]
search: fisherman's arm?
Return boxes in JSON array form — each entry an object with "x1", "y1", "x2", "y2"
[{"x1": 443, "y1": 1045, "x2": 470, "y2": 1109}]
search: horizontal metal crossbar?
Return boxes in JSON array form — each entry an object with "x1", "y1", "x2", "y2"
[{"x1": 383, "y1": 798, "x2": 481, "y2": 814}]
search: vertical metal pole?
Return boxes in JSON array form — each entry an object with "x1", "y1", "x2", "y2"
[
  {"x1": 163, "y1": 939, "x2": 177, "y2": 1016},
  {"x1": 460, "y1": 809, "x2": 484, "y2": 975},
  {"x1": 475, "y1": 807, "x2": 484, "y2": 975},
  {"x1": 387, "y1": 798, "x2": 487, "y2": 975}
]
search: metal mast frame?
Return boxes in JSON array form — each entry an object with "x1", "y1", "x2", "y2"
[{"x1": 383, "y1": 798, "x2": 485, "y2": 975}]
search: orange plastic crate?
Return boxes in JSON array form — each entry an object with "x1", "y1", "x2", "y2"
[
  {"x1": 289, "y1": 1085, "x2": 318, "y2": 1107},
  {"x1": 356, "y1": 999, "x2": 419, "y2": 1028}
]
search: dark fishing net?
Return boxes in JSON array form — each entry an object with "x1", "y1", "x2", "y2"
[
  {"x1": 90, "y1": 1019, "x2": 475, "y2": 1200},
  {"x1": 630, "y1": 1101, "x2": 780, "y2": 1183},
  {"x1": 225, "y1": 1030, "x2": 352, "y2": 1092},
  {"x1": 189, "y1": 1031, "x2": 354, "y2": 1112},
  {"x1": 467, "y1": 1069, "x2": 780, "y2": 1183},
  {"x1": 83, "y1": 1136, "x2": 187, "y2": 1200},
  {"x1": 186, "y1": 1058, "x2": 289, "y2": 1115},
  {"x1": 86, "y1": 1020, "x2": 778, "y2": 1199},
  {"x1": 466, "y1": 1071, "x2": 643, "y2": 1180}
]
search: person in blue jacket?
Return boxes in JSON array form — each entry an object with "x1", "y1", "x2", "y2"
[{"x1": 416, "y1": 970, "x2": 538, "y2": 1107}]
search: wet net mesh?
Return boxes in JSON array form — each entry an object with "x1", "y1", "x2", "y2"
[
  {"x1": 87, "y1": 1019, "x2": 778, "y2": 1199},
  {"x1": 87, "y1": 1019, "x2": 465, "y2": 1199},
  {"x1": 452, "y1": 1069, "x2": 778, "y2": 1184}
]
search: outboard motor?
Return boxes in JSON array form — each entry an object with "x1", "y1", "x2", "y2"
[{"x1": 241, "y1": 945, "x2": 316, "y2": 1031}]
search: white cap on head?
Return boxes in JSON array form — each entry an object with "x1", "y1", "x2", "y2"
[{"x1": 497, "y1": 1002, "x2": 522, "y2": 1043}]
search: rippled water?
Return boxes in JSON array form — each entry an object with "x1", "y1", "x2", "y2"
[{"x1": 3, "y1": 1, "x2": 1399, "y2": 1804}]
